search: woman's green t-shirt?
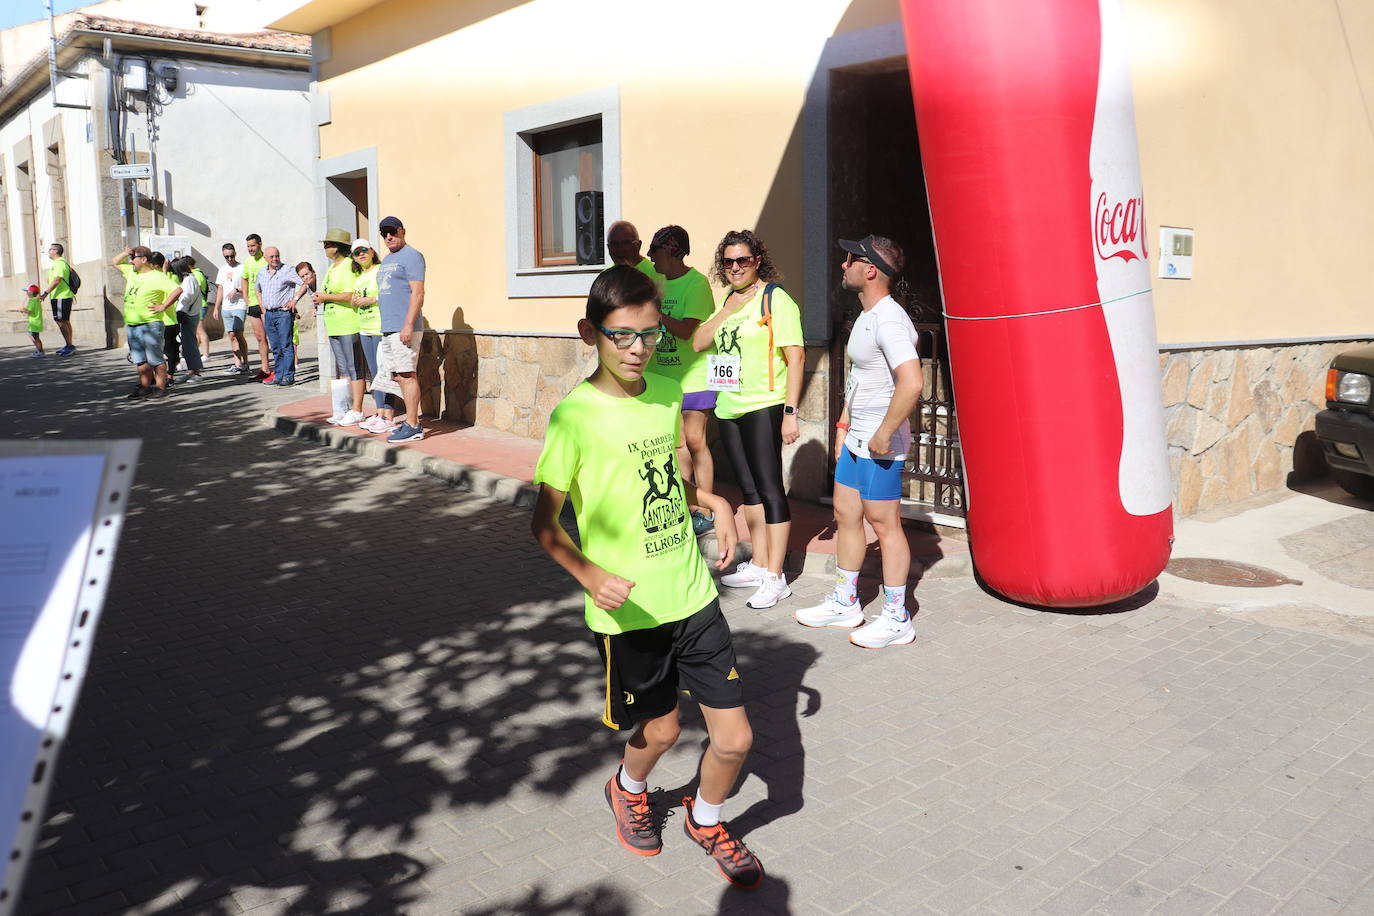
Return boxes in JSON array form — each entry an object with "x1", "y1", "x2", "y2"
[
  {"x1": 651, "y1": 268, "x2": 715, "y2": 395},
  {"x1": 355, "y1": 266, "x2": 381, "y2": 336},
  {"x1": 322, "y1": 259, "x2": 360, "y2": 336},
  {"x1": 710, "y1": 285, "x2": 804, "y2": 420},
  {"x1": 534, "y1": 374, "x2": 718, "y2": 635}
]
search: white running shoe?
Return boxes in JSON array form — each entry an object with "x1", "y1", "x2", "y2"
[
  {"x1": 849, "y1": 613, "x2": 916, "y2": 649},
  {"x1": 337, "y1": 410, "x2": 365, "y2": 427},
  {"x1": 720, "y1": 561, "x2": 766, "y2": 588},
  {"x1": 326, "y1": 412, "x2": 345, "y2": 425},
  {"x1": 794, "y1": 593, "x2": 864, "y2": 628},
  {"x1": 746, "y1": 573, "x2": 791, "y2": 609}
]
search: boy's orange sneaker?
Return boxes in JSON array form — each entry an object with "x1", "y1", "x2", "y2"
[
  {"x1": 682, "y1": 796, "x2": 764, "y2": 889},
  {"x1": 604, "y1": 772, "x2": 660, "y2": 856}
]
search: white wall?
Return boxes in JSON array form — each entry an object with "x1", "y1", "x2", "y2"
[
  {"x1": 0, "y1": 57, "x2": 103, "y2": 290},
  {"x1": 122, "y1": 57, "x2": 314, "y2": 284}
]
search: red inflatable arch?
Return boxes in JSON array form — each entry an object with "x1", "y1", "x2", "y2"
[{"x1": 898, "y1": 0, "x2": 1173, "y2": 606}]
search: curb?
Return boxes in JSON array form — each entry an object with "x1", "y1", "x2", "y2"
[{"x1": 264, "y1": 409, "x2": 974, "y2": 581}]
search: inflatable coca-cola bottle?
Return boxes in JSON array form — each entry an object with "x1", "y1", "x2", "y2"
[{"x1": 899, "y1": 0, "x2": 1173, "y2": 606}]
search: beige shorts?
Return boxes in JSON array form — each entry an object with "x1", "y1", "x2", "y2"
[{"x1": 373, "y1": 332, "x2": 418, "y2": 395}]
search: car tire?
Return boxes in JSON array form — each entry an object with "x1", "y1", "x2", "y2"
[{"x1": 1331, "y1": 466, "x2": 1374, "y2": 501}]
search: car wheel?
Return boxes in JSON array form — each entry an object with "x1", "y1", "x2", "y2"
[{"x1": 1331, "y1": 466, "x2": 1374, "y2": 500}]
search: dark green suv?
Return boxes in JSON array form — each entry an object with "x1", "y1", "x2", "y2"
[{"x1": 1315, "y1": 343, "x2": 1374, "y2": 499}]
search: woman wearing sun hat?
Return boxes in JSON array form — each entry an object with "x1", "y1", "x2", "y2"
[{"x1": 314, "y1": 228, "x2": 365, "y2": 425}]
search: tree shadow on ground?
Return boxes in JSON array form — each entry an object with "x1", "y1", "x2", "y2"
[{"x1": 6, "y1": 347, "x2": 822, "y2": 915}]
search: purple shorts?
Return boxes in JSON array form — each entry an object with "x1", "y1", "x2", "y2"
[{"x1": 682, "y1": 390, "x2": 717, "y2": 412}]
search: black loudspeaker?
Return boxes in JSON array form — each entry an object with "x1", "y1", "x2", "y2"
[{"x1": 575, "y1": 190, "x2": 604, "y2": 265}]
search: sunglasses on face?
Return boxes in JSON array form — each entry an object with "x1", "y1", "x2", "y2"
[
  {"x1": 845, "y1": 254, "x2": 873, "y2": 267},
  {"x1": 721, "y1": 256, "x2": 755, "y2": 269},
  {"x1": 598, "y1": 325, "x2": 666, "y2": 349},
  {"x1": 352, "y1": 248, "x2": 368, "y2": 256},
  {"x1": 381, "y1": 229, "x2": 400, "y2": 238}
]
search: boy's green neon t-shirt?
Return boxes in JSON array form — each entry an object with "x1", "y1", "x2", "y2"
[
  {"x1": 355, "y1": 266, "x2": 381, "y2": 335},
  {"x1": 534, "y1": 374, "x2": 717, "y2": 635},
  {"x1": 159, "y1": 271, "x2": 180, "y2": 325},
  {"x1": 48, "y1": 257, "x2": 72, "y2": 298},
  {"x1": 710, "y1": 285, "x2": 804, "y2": 420},
  {"x1": 652, "y1": 268, "x2": 715, "y2": 394},
  {"x1": 25, "y1": 296, "x2": 44, "y2": 333},
  {"x1": 242, "y1": 254, "x2": 267, "y2": 307},
  {"x1": 321, "y1": 259, "x2": 360, "y2": 336}
]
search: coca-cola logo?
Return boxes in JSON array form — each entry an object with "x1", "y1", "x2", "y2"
[{"x1": 1094, "y1": 191, "x2": 1147, "y2": 263}]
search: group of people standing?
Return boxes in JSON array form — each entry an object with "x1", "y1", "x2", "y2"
[
  {"x1": 603, "y1": 221, "x2": 922, "y2": 649},
  {"x1": 111, "y1": 216, "x2": 429, "y2": 442},
  {"x1": 529, "y1": 222, "x2": 925, "y2": 894}
]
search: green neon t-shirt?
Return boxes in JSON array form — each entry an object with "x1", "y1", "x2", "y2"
[
  {"x1": 242, "y1": 254, "x2": 267, "y2": 307},
  {"x1": 159, "y1": 271, "x2": 180, "y2": 325},
  {"x1": 25, "y1": 296, "x2": 43, "y2": 333},
  {"x1": 321, "y1": 259, "x2": 360, "y2": 336},
  {"x1": 534, "y1": 374, "x2": 718, "y2": 635},
  {"x1": 355, "y1": 266, "x2": 381, "y2": 335},
  {"x1": 125, "y1": 269, "x2": 178, "y2": 327},
  {"x1": 651, "y1": 268, "x2": 715, "y2": 394},
  {"x1": 711, "y1": 285, "x2": 804, "y2": 420},
  {"x1": 48, "y1": 257, "x2": 72, "y2": 298}
]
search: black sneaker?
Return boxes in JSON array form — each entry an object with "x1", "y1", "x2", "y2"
[
  {"x1": 604, "y1": 772, "x2": 661, "y2": 856},
  {"x1": 125, "y1": 386, "x2": 146, "y2": 400},
  {"x1": 682, "y1": 796, "x2": 763, "y2": 889},
  {"x1": 145, "y1": 387, "x2": 168, "y2": 401}
]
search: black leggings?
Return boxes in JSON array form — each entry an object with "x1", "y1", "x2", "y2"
[
  {"x1": 164, "y1": 323, "x2": 180, "y2": 370},
  {"x1": 718, "y1": 404, "x2": 791, "y2": 524}
]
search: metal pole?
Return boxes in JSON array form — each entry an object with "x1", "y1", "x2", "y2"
[{"x1": 46, "y1": 0, "x2": 59, "y2": 101}]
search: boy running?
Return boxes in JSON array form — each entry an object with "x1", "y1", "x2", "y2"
[
  {"x1": 17, "y1": 284, "x2": 45, "y2": 356},
  {"x1": 530, "y1": 265, "x2": 764, "y2": 890}
]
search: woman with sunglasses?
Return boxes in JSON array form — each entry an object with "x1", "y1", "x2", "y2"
[
  {"x1": 691, "y1": 229, "x2": 804, "y2": 609},
  {"x1": 351, "y1": 242, "x2": 396, "y2": 433},
  {"x1": 314, "y1": 229, "x2": 366, "y2": 425}
]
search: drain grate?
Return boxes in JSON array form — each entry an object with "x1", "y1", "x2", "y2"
[{"x1": 1166, "y1": 558, "x2": 1303, "y2": 588}]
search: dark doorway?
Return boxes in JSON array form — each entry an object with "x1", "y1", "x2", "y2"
[{"x1": 827, "y1": 61, "x2": 965, "y2": 522}]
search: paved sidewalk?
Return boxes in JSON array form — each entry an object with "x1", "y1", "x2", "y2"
[{"x1": 8, "y1": 345, "x2": 1374, "y2": 915}]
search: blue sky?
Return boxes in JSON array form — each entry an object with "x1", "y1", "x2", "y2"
[{"x1": 0, "y1": 2, "x2": 88, "y2": 32}]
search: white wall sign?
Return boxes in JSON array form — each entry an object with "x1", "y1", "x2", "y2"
[
  {"x1": 1159, "y1": 226, "x2": 1194, "y2": 280},
  {"x1": 146, "y1": 234, "x2": 191, "y2": 261},
  {"x1": 0, "y1": 441, "x2": 140, "y2": 916}
]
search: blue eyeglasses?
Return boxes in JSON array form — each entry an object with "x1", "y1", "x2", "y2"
[{"x1": 597, "y1": 325, "x2": 666, "y2": 349}]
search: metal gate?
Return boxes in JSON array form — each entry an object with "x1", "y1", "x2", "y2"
[{"x1": 903, "y1": 321, "x2": 965, "y2": 520}]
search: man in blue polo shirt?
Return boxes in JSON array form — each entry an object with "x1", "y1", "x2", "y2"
[{"x1": 375, "y1": 215, "x2": 426, "y2": 442}]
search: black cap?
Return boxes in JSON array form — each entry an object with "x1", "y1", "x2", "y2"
[
  {"x1": 838, "y1": 235, "x2": 896, "y2": 276},
  {"x1": 379, "y1": 215, "x2": 404, "y2": 232}
]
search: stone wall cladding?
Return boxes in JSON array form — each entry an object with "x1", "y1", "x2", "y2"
[
  {"x1": 1163, "y1": 340, "x2": 1373, "y2": 516},
  {"x1": 427, "y1": 334, "x2": 835, "y2": 502}
]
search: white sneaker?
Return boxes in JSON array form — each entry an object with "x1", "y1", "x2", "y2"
[
  {"x1": 720, "y1": 561, "x2": 765, "y2": 588},
  {"x1": 746, "y1": 573, "x2": 791, "y2": 609},
  {"x1": 849, "y1": 613, "x2": 916, "y2": 649},
  {"x1": 794, "y1": 593, "x2": 864, "y2": 628},
  {"x1": 338, "y1": 410, "x2": 365, "y2": 427},
  {"x1": 326, "y1": 412, "x2": 345, "y2": 425},
  {"x1": 180, "y1": 373, "x2": 205, "y2": 386}
]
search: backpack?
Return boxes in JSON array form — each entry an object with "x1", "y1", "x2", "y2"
[{"x1": 67, "y1": 266, "x2": 81, "y2": 295}]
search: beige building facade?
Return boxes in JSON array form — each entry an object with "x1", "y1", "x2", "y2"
[{"x1": 273, "y1": 0, "x2": 1374, "y2": 516}]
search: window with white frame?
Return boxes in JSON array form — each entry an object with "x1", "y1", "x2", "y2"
[{"x1": 505, "y1": 86, "x2": 620, "y2": 297}]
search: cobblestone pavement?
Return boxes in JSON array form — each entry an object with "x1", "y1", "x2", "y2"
[{"x1": 8, "y1": 346, "x2": 1374, "y2": 916}]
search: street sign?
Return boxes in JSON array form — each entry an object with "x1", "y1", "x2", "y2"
[{"x1": 109, "y1": 163, "x2": 152, "y2": 179}]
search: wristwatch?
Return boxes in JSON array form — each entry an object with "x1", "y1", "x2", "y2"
[{"x1": 783, "y1": 405, "x2": 797, "y2": 416}]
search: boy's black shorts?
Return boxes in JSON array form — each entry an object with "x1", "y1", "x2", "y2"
[{"x1": 593, "y1": 598, "x2": 742, "y2": 731}]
